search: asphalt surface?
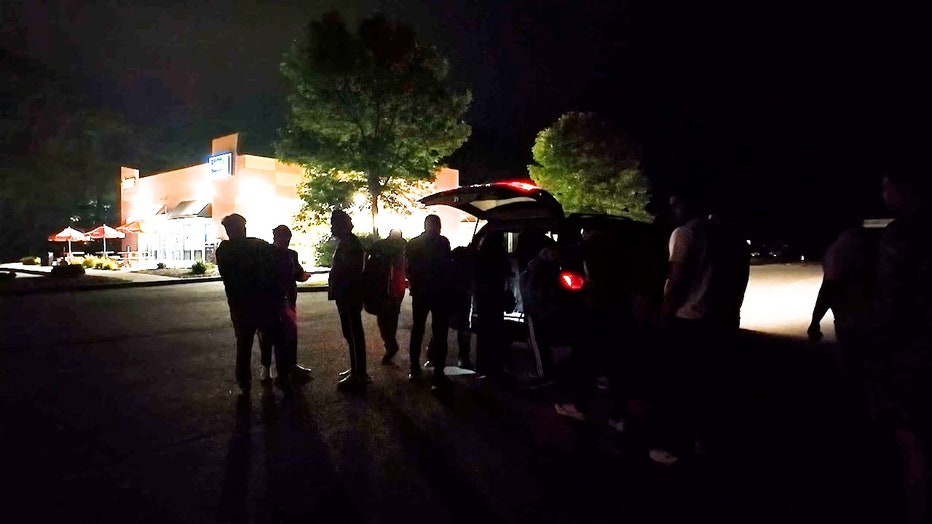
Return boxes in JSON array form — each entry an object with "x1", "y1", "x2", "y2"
[{"x1": 0, "y1": 266, "x2": 905, "y2": 523}]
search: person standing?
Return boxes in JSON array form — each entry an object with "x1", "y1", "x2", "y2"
[
  {"x1": 652, "y1": 193, "x2": 735, "y2": 467},
  {"x1": 405, "y1": 214, "x2": 453, "y2": 391},
  {"x1": 258, "y1": 225, "x2": 312, "y2": 389},
  {"x1": 328, "y1": 209, "x2": 368, "y2": 390},
  {"x1": 215, "y1": 213, "x2": 281, "y2": 396},
  {"x1": 868, "y1": 168, "x2": 932, "y2": 524},
  {"x1": 367, "y1": 229, "x2": 407, "y2": 365},
  {"x1": 449, "y1": 244, "x2": 476, "y2": 370},
  {"x1": 473, "y1": 230, "x2": 510, "y2": 380},
  {"x1": 808, "y1": 221, "x2": 877, "y2": 348}
]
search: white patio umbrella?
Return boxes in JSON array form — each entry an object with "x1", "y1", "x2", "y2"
[
  {"x1": 48, "y1": 226, "x2": 88, "y2": 256},
  {"x1": 86, "y1": 224, "x2": 126, "y2": 257}
]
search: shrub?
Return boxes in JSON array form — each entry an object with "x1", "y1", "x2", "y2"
[
  {"x1": 50, "y1": 264, "x2": 85, "y2": 278},
  {"x1": 156, "y1": 262, "x2": 166, "y2": 270},
  {"x1": 191, "y1": 260, "x2": 208, "y2": 275},
  {"x1": 20, "y1": 256, "x2": 40, "y2": 265},
  {"x1": 314, "y1": 237, "x2": 338, "y2": 267},
  {"x1": 95, "y1": 258, "x2": 118, "y2": 271},
  {"x1": 82, "y1": 256, "x2": 98, "y2": 268}
]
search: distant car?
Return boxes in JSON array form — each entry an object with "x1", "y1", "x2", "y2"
[{"x1": 420, "y1": 181, "x2": 667, "y2": 381}]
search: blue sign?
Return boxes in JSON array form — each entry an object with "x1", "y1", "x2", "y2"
[{"x1": 209, "y1": 152, "x2": 232, "y2": 178}]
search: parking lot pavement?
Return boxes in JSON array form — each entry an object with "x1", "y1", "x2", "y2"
[{"x1": 1, "y1": 262, "x2": 909, "y2": 522}]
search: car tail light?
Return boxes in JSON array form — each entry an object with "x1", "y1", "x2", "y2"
[{"x1": 559, "y1": 270, "x2": 585, "y2": 291}]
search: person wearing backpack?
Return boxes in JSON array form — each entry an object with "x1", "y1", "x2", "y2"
[{"x1": 365, "y1": 229, "x2": 407, "y2": 365}]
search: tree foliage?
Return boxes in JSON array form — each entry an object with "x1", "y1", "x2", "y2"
[
  {"x1": 529, "y1": 112, "x2": 653, "y2": 222},
  {"x1": 0, "y1": 51, "x2": 177, "y2": 261},
  {"x1": 276, "y1": 11, "x2": 471, "y2": 234}
]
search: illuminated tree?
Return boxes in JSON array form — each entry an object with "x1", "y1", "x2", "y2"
[
  {"x1": 529, "y1": 112, "x2": 653, "y2": 222},
  {"x1": 276, "y1": 11, "x2": 471, "y2": 235}
]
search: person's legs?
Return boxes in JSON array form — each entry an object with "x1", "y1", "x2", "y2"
[
  {"x1": 457, "y1": 328, "x2": 472, "y2": 363},
  {"x1": 666, "y1": 318, "x2": 702, "y2": 460},
  {"x1": 428, "y1": 294, "x2": 450, "y2": 381},
  {"x1": 257, "y1": 330, "x2": 273, "y2": 369},
  {"x1": 337, "y1": 300, "x2": 357, "y2": 373},
  {"x1": 233, "y1": 320, "x2": 257, "y2": 389},
  {"x1": 377, "y1": 298, "x2": 401, "y2": 358},
  {"x1": 409, "y1": 293, "x2": 429, "y2": 372},
  {"x1": 279, "y1": 303, "x2": 298, "y2": 372},
  {"x1": 348, "y1": 300, "x2": 367, "y2": 377}
]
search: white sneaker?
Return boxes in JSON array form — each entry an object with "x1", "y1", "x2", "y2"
[
  {"x1": 607, "y1": 418, "x2": 625, "y2": 433},
  {"x1": 260, "y1": 366, "x2": 272, "y2": 382},
  {"x1": 554, "y1": 403, "x2": 586, "y2": 421},
  {"x1": 649, "y1": 448, "x2": 680, "y2": 466}
]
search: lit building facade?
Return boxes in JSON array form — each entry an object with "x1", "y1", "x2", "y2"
[{"x1": 118, "y1": 133, "x2": 463, "y2": 267}]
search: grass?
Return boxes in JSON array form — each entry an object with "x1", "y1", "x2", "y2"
[{"x1": 136, "y1": 267, "x2": 219, "y2": 279}]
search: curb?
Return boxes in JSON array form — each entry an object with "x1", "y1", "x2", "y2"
[{"x1": 1, "y1": 267, "x2": 330, "y2": 295}]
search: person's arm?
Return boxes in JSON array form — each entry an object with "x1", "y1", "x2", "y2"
[
  {"x1": 808, "y1": 279, "x2": 837, "y2": 341},
  {"x1": 661, "y1": 228, "x2": 690, "y2": 321},
  {"x1": 808, "y1": 237, "x2": 845, "y2": 340}
]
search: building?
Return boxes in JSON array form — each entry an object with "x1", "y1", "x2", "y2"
[{"x1": 118, "y1": 133, "x2": 463, "y2": 267}]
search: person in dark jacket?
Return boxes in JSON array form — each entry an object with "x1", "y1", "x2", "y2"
[
  {"x1": 258, "y1": 225, "x2": 312, "y2": 389},
  {"x1": 449, "y1": 244, "x2": 476, "y2": 370},
  {"x1": 405, "y1": 214, "x2": 453, "y2": 391},
  {"x1": 474, "y1": 230, "x2": 510, "y2": 380},
  {"x1": 328, "y1": 209, "x2": 368, "y2": 390},
  {"x1": 215, "y1": 213, "x2": 281, "y2": 396}
]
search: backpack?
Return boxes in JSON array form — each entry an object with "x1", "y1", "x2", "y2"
[{"x1": 362, "y1": 248, "x2": 391, "y2": 315}]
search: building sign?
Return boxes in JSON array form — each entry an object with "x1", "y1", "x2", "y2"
[{"x1": 209, "y1": 152, "x2": 232, "y2": 179}]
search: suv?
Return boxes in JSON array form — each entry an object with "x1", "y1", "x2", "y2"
[{"x1": 420, "y1": 181, "x2": 667, "y2": 382}]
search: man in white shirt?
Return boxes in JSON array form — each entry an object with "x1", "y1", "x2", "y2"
[{"x1": 652, "y1": 193, "x2": 738, "y2": 467}]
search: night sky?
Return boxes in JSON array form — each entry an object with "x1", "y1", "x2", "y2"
[{"x1": 2, "y1": 0, "x2": 926, "y2": 249}]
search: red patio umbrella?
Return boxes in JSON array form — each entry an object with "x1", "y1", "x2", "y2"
[
  {"x1": 86, "y1": 224, "x2": 126, "y2": 256},
  {"x1": 48, "y1": 226, "x2": 87, "y2": 256}
]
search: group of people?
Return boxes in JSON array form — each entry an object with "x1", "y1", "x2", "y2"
[
  {"x1": 327, "y1": 211, "x2": 493, "y2": 394},
  {"x1": 537, "y1": 192, "x2": 751, "y2": 469},
  {"x1": 215, "y1": 214, "x2": 312, "y2": 395},
  {"x1": 215, "y1": 167, "x2": 930, "y2": 521},
  {"x1": 216, "y1": 209, "x2": 485, "y2": 397}
]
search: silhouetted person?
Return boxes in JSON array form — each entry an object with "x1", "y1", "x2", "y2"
[
  {"x1": 328, "y1": 209, "x2": 368, "y2": 390},
  {"x1": 367, "y1": 229, "x2": 407, "y2": 365},
  {"x1": 652, "y1": 193, "x2": 735, "y2": 466},
  {"x1": 405, "y1": 214, "x2": 453, "y2": 392},
  {"x1": 707, "y1": 210, "x2": 751, "y2": 333},
  {"x1": 216, "y1": 213, "x2": 281, "y2": 396},
  {"x1": 449, "y1": 244, "x2": 477, "y2": 369},
  {"x1": 552, "y1": 226, "x2": 635, "y2": 430},
  {"x1": 868, "y1": 168, "x2": 932, "y2": 524},
  {"x1": 516, "y1": 226, "x2": 557, "y2": 383},
  {"x1": 258, "y1": 225, "x2": 312, "y2": 390},
  {"x1": 474, "y1": 230, "x2": 510, "y2": 380},
  {"x1": 808, "y1": 220, "x2": 877, "y2": 350}
]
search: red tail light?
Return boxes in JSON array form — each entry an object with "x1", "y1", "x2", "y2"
[{"x1": 559, "y1": 270, "x2": 585, "y2": 291}]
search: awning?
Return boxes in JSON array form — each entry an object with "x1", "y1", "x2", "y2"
[{"x1": 166, "y1": 200, "x2": 212, "y2": 219}]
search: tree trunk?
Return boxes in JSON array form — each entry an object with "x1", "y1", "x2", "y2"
[
  {"x1": 370, "y1": 193, "x2": 380, "y2": 237},
  {"x1": 368, "y1": 174, "x2": 381, "y2": 237}
]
